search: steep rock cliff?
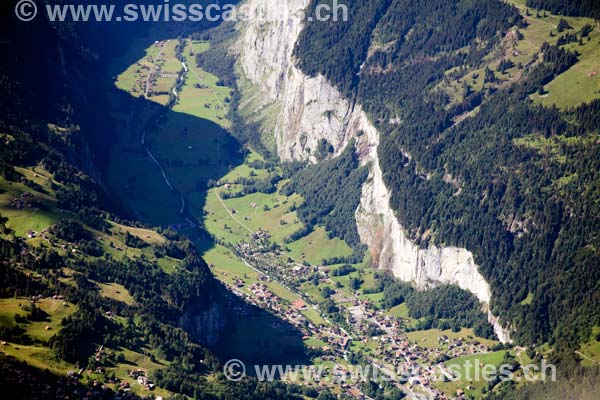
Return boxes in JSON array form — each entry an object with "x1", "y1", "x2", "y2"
[
  {"x1": 179, "y1": 302, "x2": 227, "y2": 347},
  {"x1": 234, "y1": 0, "x2": 511, "y2": 342}
]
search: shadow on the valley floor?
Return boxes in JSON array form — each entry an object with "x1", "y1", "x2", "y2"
[
  {"x1": 106, "y1": 87, "x2": 243, "y2": 243},
  {"x1": 217, "y1": 298, "x2": 310, "y2": 371}
]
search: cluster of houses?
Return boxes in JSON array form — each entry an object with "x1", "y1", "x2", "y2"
[
  {"x1": 128, "y1": 369, "x2": 155, "y2": 391},
  {"x1": 131, "y1": 40, "x2": 170, "y2": 97},
  {"x1": 25, "y1": 228, "x2": 51, "y2": 241},
  {"x1": 358, "y1": 317, "x2": 493, "y2": 399},
  {"x1": 248, "y1": 283, "x2": 281, "y2": 310},
  {"x1": 9, "y1": 192, "x2": 35, "y2": 210}
]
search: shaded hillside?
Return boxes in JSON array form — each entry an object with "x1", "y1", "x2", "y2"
[{"x1": 0, "y1": 2, "x2": 309, "y2": 398}]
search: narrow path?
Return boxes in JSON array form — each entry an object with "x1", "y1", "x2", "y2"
[
  {"x1": 214, "y1": 190, "x2": 254, "y2": 234},
  {"x1": 575, "y1": 350, "x2": 599, "y2": 365}
]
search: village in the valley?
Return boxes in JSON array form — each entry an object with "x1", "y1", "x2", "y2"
[{"x1": 211, "y1": 226, "x2": 505, "y2": 400}]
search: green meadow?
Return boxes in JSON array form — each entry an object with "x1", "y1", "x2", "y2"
[
  {"x1": 438, "y1": 0, "x2": 600, "y2": 110},
  {"x1": 509, "y1": 0, "x2": 600, "y2": 108},
  {"x1": 435, "y1": 351, "x2": 508, "y2": 397}
]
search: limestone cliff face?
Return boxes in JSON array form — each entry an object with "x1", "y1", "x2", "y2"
[
  {"x1": 235, "y1": 0, "x2": 511, "y2": 342},
  {"x1": 237, "y1": 0, "x2": 364, "y2": 162}
]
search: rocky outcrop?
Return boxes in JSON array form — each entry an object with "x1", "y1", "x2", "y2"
[
  {"x1": 235, "y1": 0, "x2": 512, "y2": 342},
  {"x1": 180, "y1": 302, "x2": 226, "y2": 347}
]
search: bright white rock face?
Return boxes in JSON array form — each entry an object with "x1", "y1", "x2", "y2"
[{"x1": 235, "y1": 0, "x2": 512, "y2": 342}]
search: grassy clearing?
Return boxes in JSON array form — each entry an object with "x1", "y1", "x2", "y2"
[
  {"x1": 174, "y1": 40, "x2": 231, "y2": 127},
  {"x1": 304, "y1": 337, "x2": 327, "y2": 348},
  {"x1": 579, "y1": 326, "x2": 600, "y2": 367},
  {"x1": 155, "y1": 255, "x2": 183, "y2": 274},
  {"x1": 0, "y1": 298, "x2": 77, "y2": 374},
  {"x1": 97, "y1": 282, "x2": 136, "y2": 306},
  {"x1": 286, "y1": 227, "x2": 354, "y2": 266},
  {"x1": 506, "y1": 0, "x2": 600, "y2": 108},
  {"x1": 388, "y1": 303, "x2": 410, "y2": 318},
  {"x1": 0, "y1": 298, "x2": 77, "y2": 343},
  {"x1": 1, "y1": 343, "x2": 73, "y2": 375},
  {"x1": 437, "y1": 0, "x2": 600, "y2": 109},
  {"x1": 203, "y1": 186, "x2": 304, "y2": 245},
  {"x1": 26, "y1": 299, "x2": 78, "y2": 343},
  {"x1": 520, "y1": 292, "x2": 534, "y2": 306},
  {"x1": 0, "y1": 298, "x2": 27, "y2": 329},
  {"x1": 513, "y1": 133, "x2": 600, "y2": 173},
  {"x1": 111, "y1": 222, "x2": 166, "y2": 244},
  {"x1": 301, "y1": 308, "x2": 327, "y2": 326},
  {"x1": 0, "y1": 167, "x2": 63, "y2": 238}
]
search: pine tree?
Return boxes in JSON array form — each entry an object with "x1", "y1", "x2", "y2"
[{"x1": 0, "y1": 212, "x2": 8, "y2": 234}]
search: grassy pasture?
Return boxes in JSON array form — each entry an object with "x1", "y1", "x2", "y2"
[
  {"x1": 579, "y1": 326, "x2": 600, "y2": 367},
  {"x1": 97, "y1": 282, "x2": 136, "y2": 306},
  {"x1": 111, "y1": 222, "x2": 166, "y2": 244},
  {"x1": 1, "y1": 343, "x2": 73, "y2": 375},
  {"x1": 0, "y1": 297, "x2": 77, "y2": 348},
  {"x1": 174, "y1": 40, "x2": 231, "y2": 127},
  {"x1": 507, "y1": 0, "x2": 600, "y2": 108},
  {"x1": 0, "y1": 167, "x2": 62, "y2": 237},
  {"x1": 406, "y1": 328, "x2": 499, "y2": 350},
  {"x1": 435, "y1": 350, "x2": 508, "y2": 397},
  {"x1": 0, "y1": 298, "x2": 27, "y2": 329},
  {"x1": 437, "y1": 0, "x2": 600, "y2": 109},
  {"x1": 286, "y1": 227, "x2": 354, "y2": 266},
  {"x1": 26, "y1": 299, "x2": 77, "y2": 343}
]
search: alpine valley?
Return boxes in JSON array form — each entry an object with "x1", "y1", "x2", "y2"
[{"x1": 1, "y1": 0, "x2": 599, "y2": 399}]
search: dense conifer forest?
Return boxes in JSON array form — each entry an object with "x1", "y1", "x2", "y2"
[{"x1": 526, "y1": 0, "x2": 600, "y2": 19}]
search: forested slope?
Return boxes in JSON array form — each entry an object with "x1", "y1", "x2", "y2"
[
  {"x1": 526, "y1": 0, "x2": 600, "y2": 19},
  {"x1": 295, "y1": 0, "x2": 600, "y2": 352}
]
